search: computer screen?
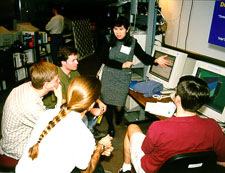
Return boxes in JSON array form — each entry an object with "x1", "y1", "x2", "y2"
[
  {"x1": 193, "y1": 61, "x2": 225, "y2": 123},
  {"x1": 146, "y1": 45, "x2": 188, "y2": 89},
  {"x1": 150, "y1": 50, "x2": 176, "y2": 82}
]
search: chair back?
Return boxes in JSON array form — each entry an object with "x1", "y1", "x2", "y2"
[
  {"x1": 158, "y1": 151, "x2": 217, "y2": 173},
  {"x1": 0, "y1": 154, "x2": 17, "y2": 173}
]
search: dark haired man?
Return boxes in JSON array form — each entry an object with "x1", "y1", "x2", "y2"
[
  {"x1": 119, "y1": 75, "x2": 225, "y2": 173},
  {"x1": 43, "y1": 46, "x2": 80, "y2": 108},
  {"x1": 43, "y1": 46, "x2": 106, "y2": 139}
]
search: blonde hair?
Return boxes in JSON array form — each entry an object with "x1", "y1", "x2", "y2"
[
  {"x1": 29, "y1": 61, "x2": 58, "y2": 89},
  {"x1": 28, "y1": 76, "x2": 101, "y2": 160}
]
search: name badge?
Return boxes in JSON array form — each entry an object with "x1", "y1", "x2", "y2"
[{"x1": 120, "y1": 45, "x2": 131, "y2": 55}]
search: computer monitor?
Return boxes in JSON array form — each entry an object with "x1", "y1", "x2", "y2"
[
  {"x1": 146, "y1": 45, "x2": 188, "y2": 89},
  {"x1": 192, "y1": 60, "x2": 225, "y2": 123}
]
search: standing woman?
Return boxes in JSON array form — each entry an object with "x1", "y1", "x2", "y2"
[
  {"x1": 16, "y1": 76, "x2": 113, "y2": 173},
  {"x1": 101, "y1": 16, "x2": 170, "y2": 137}
]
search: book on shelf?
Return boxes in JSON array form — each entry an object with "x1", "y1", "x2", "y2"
[
  {"x1": 22, "y1": 31, "x2": 36, "y2": 48},
  {"x1": 24, "y1": 48, "x2": 36, "y2": 64},
  {"x1": 44, "y1": 55, "x2": 52, "y2": 62},
  {"x1": 0, "y1": 80, "x2": 7, "y2": 91},
  {"x1": 40, "y1": 55, "x2": 52, "y2": 63},
  {"x1": 13, "y1": 52, "x2": 26, "y2": 68},
  {"x1": 46, "y1": 43, "x2": 51, "y2": 53},
  {"x1": 15, "y1": 67, "x2": 28, "y2": 81},
  {"x1": 38, "y1": 31, "x2": 48, "y2": 44}
]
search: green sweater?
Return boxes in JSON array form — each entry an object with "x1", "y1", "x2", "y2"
[{"x1": 43, "y1": 67, "x2": 80, "y2": 109}]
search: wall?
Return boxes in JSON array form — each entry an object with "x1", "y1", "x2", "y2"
[
  {"x1": 159, "y1": 0, "x2": 225, "y2": 63},
  {"x1": 0, "y1": 0, "x2": 17, "y2": 29},
  {"x1": 0, "y1": 0, "x2": 111, "y2": 31}
]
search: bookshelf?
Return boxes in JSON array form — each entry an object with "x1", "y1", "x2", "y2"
[
  {"x1": 0, "y1": 30, "x2": 51, "y2": 92},
  {"x1": 0, "y1": 49, "x2": 14, "y2": 92},
  {"x1": 13, "y1": 31, "x2": 51, "y2": 83}
]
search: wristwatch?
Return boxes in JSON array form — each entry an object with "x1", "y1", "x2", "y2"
[{"x1": 98, "y1": 143, "x2": 106, "y2": 152}]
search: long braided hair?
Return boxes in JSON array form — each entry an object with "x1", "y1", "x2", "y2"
[{"x1": 28, "y1": 76, "x2": 102, "y2": 160}]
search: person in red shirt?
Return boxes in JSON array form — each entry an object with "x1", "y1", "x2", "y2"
[{"x1": 118, "y1": 75, "x2": 225, "y2": 173}]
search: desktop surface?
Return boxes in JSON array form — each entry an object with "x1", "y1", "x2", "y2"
[{"x1": 128, "y1": 89, "x2": 172, "y2": 120}]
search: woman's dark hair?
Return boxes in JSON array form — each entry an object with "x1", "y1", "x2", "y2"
[
  {"x1": 176, "y1": 75, "x2": 210, "y2": 112},
  {"x1": 109, "y1": 16, "x2": 132, "y2": 47}
]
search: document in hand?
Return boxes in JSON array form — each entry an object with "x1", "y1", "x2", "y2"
[{"x1": 145, "y1": 102, "x2": 176, "y2": 118}]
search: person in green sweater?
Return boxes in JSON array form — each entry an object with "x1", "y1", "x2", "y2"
[{"x1": 43, "y1": 46, "x2": 106, "y2": 137}]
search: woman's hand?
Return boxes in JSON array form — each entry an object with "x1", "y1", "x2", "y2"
[
  {"x1": 155, "y1": 55, "x2": 171, "y2": 67},
  {"x1": 90, "y1": 99, "x2": 106, "y2": 117},
  {"x1": 96, "y1": 99, "x2": 107, "y2": 114},
  {"x1": 98, "y1": 135, "x2": 113, "y2": 156},
  {"x1": 98, "y1": 134, "x2": 113, "y2": 148},
  {"x1": 102, "y1": 146, "x2": 114, "y2": 156},
  {"x1": 122, "y1": 61, "x2": 133, "y2": 68}
]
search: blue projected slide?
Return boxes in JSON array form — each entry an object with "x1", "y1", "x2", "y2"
[
  {"x1": 203, "y1": 77, "x2": 219, "y2": 97},
  {"x1": 196, "y1": 68, "x2": 225, "y2": 113}
]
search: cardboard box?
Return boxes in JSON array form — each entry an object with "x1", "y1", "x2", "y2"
[
  {"x1": 16, "y1": 22, "x2": 39, "y2": 32},
  {"x1": 0, "y1": 26, "x2": 12, "y2": 46},
  {"x1": 10, "y1": 30, "x2": 22, "y2": 43}
]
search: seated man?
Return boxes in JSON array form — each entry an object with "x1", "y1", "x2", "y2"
[
  {"x1": 43, "y1": 46, "x2": 106, "y2": 138},
  {"x1": 119, "y1": 75, "x2": 225, "y2": 173},
  {"x1": 16, "y1": 76, "x2": 113, "y2": 173},
  {"x1": 0, "y1": 62, "x2": 62, "y2": 165}
]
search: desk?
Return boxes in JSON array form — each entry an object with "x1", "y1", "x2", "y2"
[{"x1": 124, "y1": 89, "x2": 172, "y2": 123}]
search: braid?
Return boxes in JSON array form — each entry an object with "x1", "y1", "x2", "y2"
[
  {"x1": 28, "y1": 76, "x2": 101, "y2": 161},
  {"x1": 28, "y1": 105, "x2": 70, "y2": 160}
]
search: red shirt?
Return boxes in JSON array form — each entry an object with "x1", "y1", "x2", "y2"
[{"x1": 141, "y1": 116, "x2": 225, "y2": 173}]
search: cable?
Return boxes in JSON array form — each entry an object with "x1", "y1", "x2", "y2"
[
  {"x1": 185, "y1": 0, "x2": 193, "y2": 50},
  {"x1": 176, "y1": 0, "x2": 184, "y2": 47},
  {"x1": 132, "y1": 0, "x2": 138, "y2": 32},
  {"x1": 157, "y1": 9, "x2": 166, "y2": 26},
  {"x1": 152, "y1": 94, "x2": 171, "y2": 100},
  {"x1": 155, "y1": 39, "x2": 162, "y2": 43}
]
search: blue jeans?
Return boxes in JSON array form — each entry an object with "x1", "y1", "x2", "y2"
[{"x1": 82, "y1": 115, "x2": 98, "y2": 129}]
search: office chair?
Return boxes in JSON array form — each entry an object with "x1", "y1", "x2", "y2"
[
  {"x1": 0, "y1": 167, "x2": 15, "y2": 173},
  {"x1": 158, "y1": 151, "x2": 217, "y2": 173},
  {"x1": 0, "y1": 164, "x2": 15, "y2": 173},
  {"x1": 0, "y1": 154, "x2": 16, "y2": 173}
]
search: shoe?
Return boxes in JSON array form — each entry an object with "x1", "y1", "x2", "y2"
[
  {"x1": 118, "y1": 168, "x2": 131, "y2": 173},
  {"x1": 116, "y1": 116, "x2": 123, "y2": 125},
  {"x1": 107, "y1": 126, "x2": 115, "y2": 137},
  {"x1": 94, "y1": 127, "x2": 106, "y2": 139},
  {"x1": 108, "y1": 130, "x2": 115, "y2": 138}
]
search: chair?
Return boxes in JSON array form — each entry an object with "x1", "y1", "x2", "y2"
[
  {"x1": 0, "y1": 154, "x2": 17, "y2": 173},
  {"x1": 158, "y1": 151, "x2": 217, "y2": 173}
]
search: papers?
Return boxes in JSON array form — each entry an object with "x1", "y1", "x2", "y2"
[{"x1": 145, "y1": 102, "x2": 176, "y2": 118}]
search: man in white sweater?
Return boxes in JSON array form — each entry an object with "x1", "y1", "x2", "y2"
[{"x1": 46, "y1": 6, "x2": 64, "y2": 64}]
